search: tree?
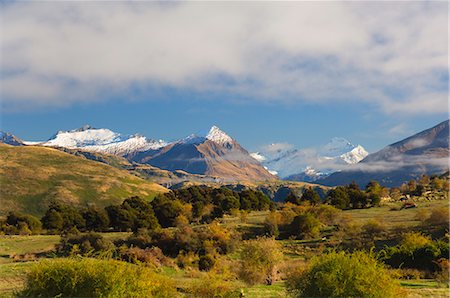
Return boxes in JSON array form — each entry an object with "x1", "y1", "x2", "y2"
[
  {"x1": 83, "y1": 207, "x2": 110, "y2": 232},
  {"x1": 151, "y1": 195, "x2": 183, "y2": 228},
  {"x1": 41, "y1": 209, "x2": 63, "y2": 232},
  {"x1": 122, "y1": 197, "x2": 160, "y2": 231},
  {"x1": 41, "y1": 202, "x2": 86, "y2": 232},
  {"x1": 105, "y1": 205, "x2": 134, "y2": 231},
  {"x1": 289, "y1": 213, "x2": 322, "y2": 239},
  {"x1": 327, "y1": 187, "x2": 350, "y2": 209},
  {"x1": 301, "y1": 188, "x2": 320, "y2": 205},
  {"x1": 7, "y1": 212, "x2": 42, "y2": 234},
  {"x1": 284, "y1": 191, "x2": 301, "y2": 205},
  {"x1": 239, "y1": 238, "x2": 283, "y2": 285}
]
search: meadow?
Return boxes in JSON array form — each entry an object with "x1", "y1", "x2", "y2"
[{"x1": 0, "y1": 199, "x2": 448, "y2": 297}]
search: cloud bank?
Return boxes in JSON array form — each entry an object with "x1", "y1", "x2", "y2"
[{"x1": 1, "y1": 2, "x2": 448, "y2": 113}]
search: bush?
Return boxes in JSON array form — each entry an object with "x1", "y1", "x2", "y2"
[
  {"x1": 5, "y1": 212, "x2": 42, "y2": 235},
  {"x1": 239, "y1": 237, "x2": 283, "y2": 285},
  {"x1": 187, "y1": 272, "x2": 240, "y2": 298},
  {"x1": 19, "y1": 258, "x2": 177, "y2": 297},
  {"x1": 362, "y1": 218, "x2": 386, "y2": 238},
  {"x1": 288, "y1": 213, "x2": 321, "y2": 239},
  {"x1": 199, "y1": 255, "x2": 216, "y2": 272},
  {"x1": 118, "y1": 246, "x2": 171, "y2": 268},
  {"x1": 286, "y1": 251, "x2": 399, "y2": 297},
  {"x1": 425, "y1": 207, "x2": 449, "y2": 227},
  {"x1": 380, "y1": 232, "x2": 448, "y2": 273},
  {"x1": 58, "y1": 232, "x2": 114, "y2": 256}
]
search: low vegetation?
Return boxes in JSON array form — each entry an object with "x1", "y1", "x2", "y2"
[
  {"x1": 19, "y1": 258, "x2": 177, "y2": 297},
  {"x1": 0, "y1": 174, "x2": 448, "y2": 297},
  {"x1": 286, "y1": 251, "x2": 400, "y2": 297}
]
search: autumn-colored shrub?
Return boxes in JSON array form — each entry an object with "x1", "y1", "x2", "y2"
[
  {"x1": 19, "y1": 258, "x2": 177, "y2": 297},
  {"x1": 286, "y1": 251, "x2": 400, "y2": 298},
  {"x1": 239, "y1": 237, "x2": 283, "y2": 285}
]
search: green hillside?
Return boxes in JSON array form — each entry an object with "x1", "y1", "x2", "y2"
[{"x1": 0, "y1": 144, "x2": 168, "y2": 216}]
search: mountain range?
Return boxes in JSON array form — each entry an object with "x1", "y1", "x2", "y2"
[
  {"x1": 1, "y1": 120, "x2": 448, "y2": 187},
  {"x1": 321, "y1": 120, "x2": 449, "y2": 187},
  {"x1": 251, "y1": 138, "x2": 369, "y2": 182},
  {"x1": 22, "y1": 125, "x2": 276, "y2": 182}
]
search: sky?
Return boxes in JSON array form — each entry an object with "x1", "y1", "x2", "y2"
[{"x1": 0, "y1": 1, "x2": 448, "y2": 153}]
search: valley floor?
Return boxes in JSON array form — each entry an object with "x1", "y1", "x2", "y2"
[{"x1": 0, "y1": 200, "x2": 449, "y2": 297}]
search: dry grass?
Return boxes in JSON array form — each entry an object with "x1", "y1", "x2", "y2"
[{"x1": 0, "y1": 144, "x2": 168, "y2": 216}]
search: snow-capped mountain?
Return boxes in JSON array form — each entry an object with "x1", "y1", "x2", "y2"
[
  {"x1": 322, "y1": 120, "x2": 449, "y2": 187},
  {"x1": 0, "y1": 131, "x2": 24, "y2": 146},
  {"x1": 252, "y1": 138, "x2": 368, "y2": 182},
  {"x1": 206, "y1": 125, "x2": 233, "y2": 145},
  {"x1": 34, "y1": 125, "x2": 167, "y2": 156},
  {"x1": 131, "y1": 125, "x2": 276, "y2": 181}
]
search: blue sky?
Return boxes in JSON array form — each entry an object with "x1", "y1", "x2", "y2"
[{"x1": 1, "y1": 2, "x2": 448, "y2": 153}]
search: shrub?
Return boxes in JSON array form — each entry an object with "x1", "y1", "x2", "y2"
[
  {"x1": 19, "y1": 258, "x2": 177, "y2": 297},
  {"x1": 425, "y1": 207, "x2": 449, "y2": 227},
  {"x1": 58, "y1": 232, "x2": 114, "y2": 256},
  {"x1": 435, "y1": 258, "x2": 450, "y2": 284},
  {"x1": 199, "y1": 254, "x2": 216, "y2": 272},
  {"x1": 187, "y1": 272, "x2": 240, "y2": 298},
  {"x1": 288, "y1": 213, "x2": 321, "y2": 239},
  {"x1": 286, "y1": 251, "x2": 399, "y2": 298},
  {"x1": 380, "y1": 232, "x2": 448, "y2": 273},
  {"x1": 5, "y1": 212, "x2": 42, "y2": 235},
  {"x1": 239, "y1": 237, "x2": 283, "y2": 285},
  {"x1": 118, "y1": 246, "x2": 171, "y2": 268},
  {"x1": 362, "y1": 218, "x2": 386, "y2": 238}
]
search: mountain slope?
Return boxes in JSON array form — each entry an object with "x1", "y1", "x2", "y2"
[
  {"x1": 132, "y1": 126, "x2": 276, "y2": 181},
  {"x1": 0, "y1": 131, "x2": 24, "y2": 146},
  {"x1": 321, "y1": 120, "x2": 449, "y2": 187},
  {"x1": 0, "y1": 144, "x2": 168, "y2": 216}
]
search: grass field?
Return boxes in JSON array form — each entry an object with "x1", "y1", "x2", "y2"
[
  {"x1": 0, "y1": 144, "x2": 168, "y2": 216},
  {"x1": 0, "y1": 199, "x2": 448, "y2": 297},
  {"x1": 346, "y1": 199, "x2": 449, "y2": 229}
]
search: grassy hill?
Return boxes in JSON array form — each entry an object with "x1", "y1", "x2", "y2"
[{"x1": 0, "y1": 144, "x2": 168, "y2": 216}]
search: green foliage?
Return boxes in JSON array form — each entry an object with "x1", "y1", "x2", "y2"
[
  {"x1": 286, "y1": 251, "x2": 399, "y2": 298},
  {"x1": 326, "y1": 187, "x2": 350, "y2": 209},
  {"x1": 284, "y1": 191, "x2": 301, "y2": 205},
  {"x1": 289, "y1": 213, "x2": 322, "y2": 239},
  {"x1": 41, "y1": 202, "x2": 86, "y2": 233},
  {"x1": 300, "y1": 188, "x2": 320, "y2": 205},
  {"x1": 380, "y1": 232, "x2": 449, "y2": 273},
  {"x1": 187, "y1": 272, "x2": 240, "y2": 298},
  {"x1": 151, "y1": 195, "x2": 183, "y2": 228},
  {"x1": 0, "y1": 212, "x2": 42, "y2": 235},
  {"x1": 58, "y1": 232, "x2": 114, "y2": 256},
  {"x1": 19, "y1": 258, "x2": 177, "y2": 297},
  {"x1": 239, "y1": 237, "x2": 283, "y2": 285},
  {"x1": 198, "y1": 254, "x2": 216, "y2": 271},
  {"x1": 106, "y1": 196, "x2": 160, "y2": 232},
  {"x1": 326, "y1": 181, "x2": 382, "y2": 210},
  {"x1": 82, "y1": 206, "x2": 110, "y2": 232},
  {"x1": 121, "y1": 222, "x2": 238, "y2": 258}
]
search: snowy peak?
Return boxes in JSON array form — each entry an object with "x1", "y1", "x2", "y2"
[
  {"x1": 252, "y1": 137, "x2": 369, "y2": 181},
  {"x1": 0, "y1": 131, "x2": 24, "y2": 146},
  {"x1": 320, "y1": 137, "x2": 355, "y2": 157},
  {"x1": 45, "y1": 127, "x2": 121, "y2": 148},
  {"x1": 206, "y1": 126, "x2": 233, "y2": 145},
  {"x1": 38, "y1": 126, "x2": 166, "y2": 156},
  {"x1": 71, "y1": 124, "x2": 96, "y2": 132},
  {"x1": 340, "y1": 145, "x2": 368, "y2": 164}
]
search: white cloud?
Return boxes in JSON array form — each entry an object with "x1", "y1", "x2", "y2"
[{"x1": 1, "y1": 2, "x2": 447, "y2": 113}]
